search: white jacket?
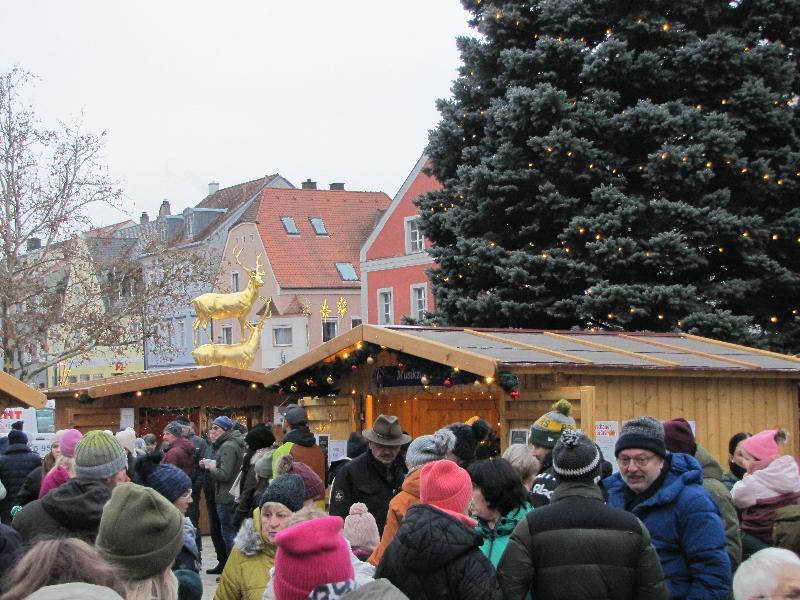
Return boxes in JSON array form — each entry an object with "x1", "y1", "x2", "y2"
[{"x1": 731, "y1": 455, "x2": 800, "y2": 509}]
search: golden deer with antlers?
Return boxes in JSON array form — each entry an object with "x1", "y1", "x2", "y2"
[
  {"x1": 191, "y1": 297, "x2": 272, "y2": 369},
  {"x1": 191, "y1": 247, "x2": 265, "y2": 346}
]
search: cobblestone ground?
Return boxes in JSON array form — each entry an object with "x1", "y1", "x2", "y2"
[{"x1": 200, "y1": 536, "x2": 221, "y2": 600}]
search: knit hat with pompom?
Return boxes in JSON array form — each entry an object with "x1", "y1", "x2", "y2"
[
  {"x1": 405, "y1": 429, "x2": 456, "y2": 468},
  {"x1": 529, "y1": 400, "x2": 576, "y2": 448},
  {"x1": 741, "y1": 429, "x2": 788, "y2": 464},
  {"x1": 342, "y1": 503, "x2": 379, "y2": 551}
]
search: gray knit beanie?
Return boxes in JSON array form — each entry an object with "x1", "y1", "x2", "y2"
[
  {"x1": 163, "y1": 421, "x2": 186, "y2": 438},
  {"x1": 74, "y1": 431, "x2": 128, "y2": 480},
  {"x1": 615, "y1": 416, "x2": 667, "y2": 458},
  {"x1": 405, "y1": 429, "x2": 456, "y2": 469},
  {"x1": 552, "y1": 430, "x2": 600, "y2": 480},
  {"x1": 259, "y1": 473, "x2": 305, "y2": 512}
]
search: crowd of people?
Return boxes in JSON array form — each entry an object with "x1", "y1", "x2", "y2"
[{"x1": 0, "y1": 401, "x2": 797, "y2": 599}]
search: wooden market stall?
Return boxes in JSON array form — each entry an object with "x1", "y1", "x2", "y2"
[
  {"x1": 263, "y1": 325, "x2": 800, "y2": 465},
  {"x1": 0, "y1": 370, "x2": 47, "y2": 411}
]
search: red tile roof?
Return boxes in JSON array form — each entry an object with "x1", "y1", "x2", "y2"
[{"x1": 249, "y1": 189, "x2": 391, "y2": 289}]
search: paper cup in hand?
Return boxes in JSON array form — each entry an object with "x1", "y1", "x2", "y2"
[{"x1": 206, "y1": 459, "x2": 216, "y2": 469}]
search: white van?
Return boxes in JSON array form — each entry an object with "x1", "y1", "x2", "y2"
[{"x1": 1, "y1": 400, "x2": 56, "y2": 457}]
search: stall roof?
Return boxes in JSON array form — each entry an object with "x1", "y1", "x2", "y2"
[
  {"x1": 0, "y1": 371, "x2": 47, "y2": 409},
  {"x1": 45, "y1": 365, "x2": 265, "y2": 399},
  {"x1": 263, "y1": 325, "x2": 800, "y2": 386}
]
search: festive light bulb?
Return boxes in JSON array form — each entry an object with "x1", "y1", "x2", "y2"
[
  {"x1": 721, "y1": 99, "x2": 728, "y2": 105},
  {"x1": 607, "y1": 312, "x2": 615, "y2": 319},
  {"x1": 773, "y1": 234, "x2": 780, "y2": 240},
  {"x1": 661, "y1": 23, "x2": 671, "y2": 31},
  {"x1": 771, "y1": 316, "x2": 779, "y2": 323},
  {"x1": 136, "y1": 391, "x2": 143, "y2": 397},
  {"x1": 660, "y1": 152, "x2": 669, "y2": 160},
  {"x1": 366, "y1": 356, "x2": 375, "y2": 365},
  {"x1": 718, "y1": 247, "x2": 725, "y2": 253},
  {"x1": 742, "y1": 231, "x2": 749, "y2": 237},
  {"x1": 658, "y1": 314, "x2": 665, "y2": 320},
  {"x1": 763, "y1": 174, "x2": 771, "y2": 180},
  {"x1": 706, "y1": 161, "x2": 713, "y2": 168},
  {"x1": 578, "y1": 227, "x2": 586, "y2": 234},
  {"x1": 485, "y1": 376, "x2": 494, "y2": 384}
]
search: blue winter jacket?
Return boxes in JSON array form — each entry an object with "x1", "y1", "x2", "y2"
[{"x1": 604, "y1": 453, "x2": 730, "y2": 600}]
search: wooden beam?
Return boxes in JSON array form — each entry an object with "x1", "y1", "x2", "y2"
[
  {"x1": 543, "y1": 332, "x2": 682, "y2": 367},
  {"x1": 466, "y1": 329, "x2": 594, "y2": 364},
  {"x1": 0, "y1": 372, "x2": 46, "y2": 409},
  {"x1": 619, "y1": 335, "x2": 762, "y2": 369},
  {"x1": 683, "y1": 333, "x2": 800, "y2": 364}
]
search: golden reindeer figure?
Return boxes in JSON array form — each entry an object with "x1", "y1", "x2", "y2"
[
  {"x1": 191, "y1": 297, "x2": 272, "y2": 369},
  {"x1": 191, "y1": 247, "x2": 265, "y2": 346}
]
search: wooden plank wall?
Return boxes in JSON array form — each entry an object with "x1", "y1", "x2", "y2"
[{"x1": 513, "y1": 373, "x2": 799, "y2": 466}]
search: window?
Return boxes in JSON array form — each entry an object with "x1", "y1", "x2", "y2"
[
  {"x1": 221, "y1": 325, "x2": 233, "y2": 345},
  {"x1": 351, "y1": 317, "x2": 362, "y2": 329},
  {"x1": 186, "y1": 217, "x2": 193, "y2": 240},
  {"x1": 231, "y1": 271, "x2": 240, "y2": 292},
  {"x1": 310, "y1": 217, "x2": 328, "y2": 235},
  {"x1": 79, "y1": 374, "x2": 90, "y2": 382},
  {"x1": 405, "y1": 217, "x2": 424, "y2": 253},
  {"x1": 93, "y1": 373, "x2": 104, "y2": 380},
  {"x1": 336, "y1": 263, "x2": 358, "y2": 281},
  {"x1": 411, "y1": 285, "x2": 427, "y2": 320},
  {"x1": 273, "y1": 326, "x2": 293, "y2": 346},
  {"x1": 250, "y1": 234, "x2": 254, "y2": 242},
  {"x1": 174, "y1": 320, "x2": 185, "y2": 349},
  {"x1": 160, "y1": 224, "x2": 166, "y2": 242},
  {"x1": 68, "y1": 376, "x2": 78, "y2": 384},
  {"x1": 378, "y1": 289, "x2": 393, "y2": 325},
  {"x1": 322, "y1": 318, "x2": 338, "y2": 342},
  {"x1": 281, "y1": 217, "x2": 299, "y2": 235}
]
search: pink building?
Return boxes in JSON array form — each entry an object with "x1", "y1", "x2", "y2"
[
  {"x1": 360, "y1": 154, "x2": 440, "y2": 324},
  {"x1": 213, "y1": 183, "x2": 390, "y2": 369}
]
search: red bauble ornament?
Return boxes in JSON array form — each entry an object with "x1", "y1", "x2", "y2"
[
  {"x1": 510, "y1": 390, "x2": 521, "y2": 399},
  {"x1": 444, "y1": 378, "x2": 453, "y2": 388},
  {"x1": 306, "y1": 378, "x2": 315, "y2": 386},
  {"x1": 397, "y1": 361, "x2": 406, "y2": 371},
  {"x1": 351, "y1": 364, "x2": 358, "y2": 372},
  {"x1": 277, "y1": 388, "x2": 285, "y2": 396}
]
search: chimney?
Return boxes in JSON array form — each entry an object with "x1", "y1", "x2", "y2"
[
  {"x1": 140, "y1": 212, "x2": 149, "y2": 225},
  {"x1": 159, "y1": 200, "x2": 171, "y2": 217},
  {"x1": 301, "y1": 178, "x2": 317, "y2": 190},
  {"x1": 26, "y1": 238, "x2": 41, "y2": 252},
  {"x1": 208, "y1": 181, "x2": 219, "y2": 195},
  {"x1": 329, "y1": 182, "x2": 345, "y2": 191}
]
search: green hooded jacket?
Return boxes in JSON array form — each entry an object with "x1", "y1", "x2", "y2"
[{"x1": 475, "y1": 503, "x2": 534, "y2": 567}]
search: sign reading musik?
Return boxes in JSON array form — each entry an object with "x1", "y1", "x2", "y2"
[{"x1": 375, "y1": 367, "x2": 444, "y2": 388}]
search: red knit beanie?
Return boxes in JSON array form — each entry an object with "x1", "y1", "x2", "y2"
[
  {"x1": 420, "y1": 459, "x2": 473, "y2": 515},
  {"x1": 273, "y1": 516, "x2": 354, "y2": 600},
  {"x1": 663, "y1": 418, "x2": 696, "y2": 455},
  {"x1": 741, "y1": 429, "x2": 787, "y2": 463},
  {"x1": 290, "y1": 461, "x2": 325, "y2": 502}
]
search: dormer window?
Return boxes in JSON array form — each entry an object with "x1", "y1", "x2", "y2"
[
  {"x1": 310, "y1": 217, "x2": 327, "y2": 235},
  {"x1": 281, "y1": 216, "x2": 299, "y2": 235},
  {"x1": 336, "y1": 262, "x2": 358, "y2": 281}
]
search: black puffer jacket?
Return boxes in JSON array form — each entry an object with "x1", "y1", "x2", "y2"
[
  {"x1": 0, "y1": 444, "x2": 41, "y2": 523},
  {"x1": 12, "y1": 478, "x2": 111, "y2": 545},
  {"x1": 330, "y1": 451, "x2": 406, "y2": 535},
  {"x1": 529, "y1": 453, "x2": 558, "y2": 508},
  {"x1": 375, "y1": 503, "x2": 504, "y2": 600},
  {"x1": 497, "y1": 481, "x2": 668, "y2": 600}
]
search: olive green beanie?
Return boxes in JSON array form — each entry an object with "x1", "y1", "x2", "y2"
[
  {"x1": 74, "y1": 430, "x2": 128, "y2": 480},
  {"x1": 96, "y1": 483, "x2": 184, "y2": 581}
]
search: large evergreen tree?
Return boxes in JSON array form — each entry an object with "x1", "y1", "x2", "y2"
[{"x1": 421, "y1": 0, "x2": 800, "y2": 352}]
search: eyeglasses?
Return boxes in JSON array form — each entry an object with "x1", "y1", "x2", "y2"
[
  {"x1": 210, "y1": 424, "x2": 222, "y2": 431},
  {"x1": 181, "y1": 489, "x2": 192, "y2": 498},
  {"x1": 617, "y1": 454, "x2": 659, "y2": 468}
]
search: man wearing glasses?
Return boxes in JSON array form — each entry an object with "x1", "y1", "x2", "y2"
[{"x1": 604, "y1": 416, "x2": 731, "y2": 599}]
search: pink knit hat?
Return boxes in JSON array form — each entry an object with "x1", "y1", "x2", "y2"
[
  {"x1": 420, "y1": 459, "x2": 474, "y2": 523},
  {"x1": 343, "y1": 503, "x2": 379, "y2": 550},
  {"x1": 741, "y1": 429, "x2": 787, "y2": 463},
  {"x1": 273, "y1": 516, "x2": 354, "y2": 600},
  {"x1": 59, "y1": 429, "x2": 84, "y2": 458}
]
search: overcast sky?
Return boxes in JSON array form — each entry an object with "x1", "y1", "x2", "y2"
[{"x1": 1, "y1": 1, "x2": 474, "y2": 227}]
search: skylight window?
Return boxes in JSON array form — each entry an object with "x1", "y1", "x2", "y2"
[
  {"x1": 336, "y1": 263, "x2": 358, "y2": 281},
  {"x1": 281, "y1": 216, "x2": 298, "y2": 235},
  {"x1": 310, "y1": 217, "x2": 328, "y2": 235}
]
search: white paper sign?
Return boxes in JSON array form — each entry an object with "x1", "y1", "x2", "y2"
[
  {"x1": 327, "y1": 439, "x2": 348, "y2": 465},
  {"x1": 120, "y1": 408, "x2": 135, "y2": 430},
  {"x1": 509, "y1": 428, "x2": 529, "y2": 445},
  {"x1": 273, "y1": 405, "x2": 285, "y2": 426},
  {"x1": 595, "y1": 420, "x2": 620, "y2": 473}
]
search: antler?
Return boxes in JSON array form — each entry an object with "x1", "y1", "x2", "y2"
[
  {"x1": 232, "y1": 246, "x2": 245, "y2": 269},
  {"x1": 255, "y1": 254, "x2": 264, "y2": 276},
  {"x1": 257, "y1": 295, "x2": 272, "y2": 326}
]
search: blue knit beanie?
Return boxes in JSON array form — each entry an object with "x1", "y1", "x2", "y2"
[
  {"x1": 213, "y1": 416, "x2": 234, "y2": 430},
  {"x1": 146, "y1": 464, "x2": 192, "y2": 503}
]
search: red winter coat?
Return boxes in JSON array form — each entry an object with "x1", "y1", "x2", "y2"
[{"x1": 163, "y1": 437, "x2": 196, "y2": 477}]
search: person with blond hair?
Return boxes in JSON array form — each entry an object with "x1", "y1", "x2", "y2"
[
  {"x1": 502, "y1": 443, "x2": 541, "y2": 494},
  {"x1": 0, "y1": 537, "x2": 124, "y2": 600},
  {"x1": 39, "y1": 429, "x2": 82, "y2": 498}
]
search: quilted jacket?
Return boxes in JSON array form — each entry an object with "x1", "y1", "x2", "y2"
[
  {"x1": 215, "y1": 509, "x2": 275, "y2": 600},
  {"x1": 0, "y1": 444, "x2": 41, "y2": 523},
  {"x1": 605, "y1": 453, "x2": 731, "y2": 600},
  {"x1": 375, "y1": 503, "x2": 504, "y2": 600},
  {"x1": 368, "y1": 466, "x2": 421, "y2": 566}
]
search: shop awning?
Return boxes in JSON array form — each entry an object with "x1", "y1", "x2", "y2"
[{"x1": 0, "y1": 371, "x2": 47, "y2": 409}]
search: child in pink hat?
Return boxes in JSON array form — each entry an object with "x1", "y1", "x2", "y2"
[
  {"x1": 342, "y1": 503, "x2": 380, "y2": 562},
  {"x1": 732, "y1": 428, "x2": 800, "y2": 552},
  {"x1": 39, "y1": 429, "x2": 83, "y2": 498}
]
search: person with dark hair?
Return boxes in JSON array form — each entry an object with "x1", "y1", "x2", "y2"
[
  {"x1": 328, "y1": 432, "x2": 367, "y2": 488},
  {"x1": 1, "y1": 537, "x2": 125, "y2": 600},
  {"x1": 272, "y1": 404, "x2": 326, "y2": 483},
  {"x1": 233, "y1": 423, "x2": 276, "y2": 531},
  {"x1": 446, "y1": 418, "x2": 492, "y2": 467},
  {"x1": 0, "y1": 429, "x2": 41, "y2": 523},
  {"x1": 723, "y1": 432, "x2": 751, "y2": 491},
  {"x1": 468, "y1": 458, "x2": 533, "y2": 567},
  {"x1": 0, "y1": 522, "x2": 22, "y2": 583},
  {"x1": 498, "y1": 430, "x2": 668, "y2": 600}
]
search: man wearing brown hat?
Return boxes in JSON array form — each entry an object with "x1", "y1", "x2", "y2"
[{"x1": 329, "y1": 414, "x2": 410, "y2": 535}]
